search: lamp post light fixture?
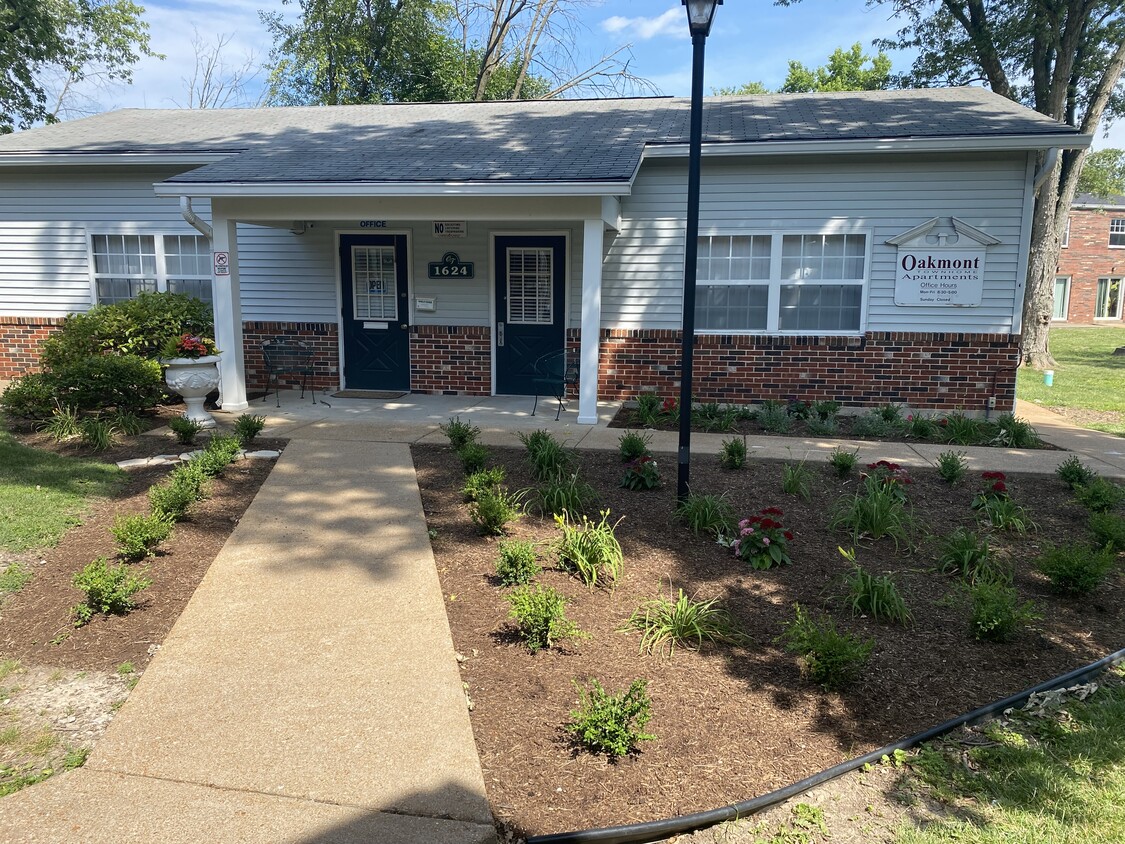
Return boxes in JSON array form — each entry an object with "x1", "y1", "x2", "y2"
[{"x1": 677, "y1": 0, "x2": 721, "y2": 502}]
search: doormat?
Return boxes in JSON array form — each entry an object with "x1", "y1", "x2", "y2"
[{"x1": 331, "y1": 390, "x2": 409, "y2": 399}]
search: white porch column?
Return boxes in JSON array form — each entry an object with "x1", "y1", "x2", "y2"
[
  {"x1": 210, "y1": 210, "x2": 248, "y2": 411},
  {"x1": 578, "y1": 218, "x2": 604, "y2": 425}
]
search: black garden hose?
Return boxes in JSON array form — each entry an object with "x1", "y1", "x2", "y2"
[{"x1": 526, "y1": 645, "x2": 1125, "y2": 844}]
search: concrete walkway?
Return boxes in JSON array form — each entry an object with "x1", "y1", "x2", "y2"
[{"x1": 2, "y1": 393, "x2": 1122, "y2": 842}]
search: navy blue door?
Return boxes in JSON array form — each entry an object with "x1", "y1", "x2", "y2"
[
  {"x1": 340, "y1": 234, "x2": 410, "y2": 391},
  {"x1": 494, "y1": 235, "x2": 566, "y2": 395}
]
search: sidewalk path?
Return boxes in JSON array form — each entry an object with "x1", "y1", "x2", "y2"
[{"x1": 0, "y1": 440, "x2": 496, "y2": 844}]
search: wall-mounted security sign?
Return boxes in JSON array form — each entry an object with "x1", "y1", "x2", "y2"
[
  {"x1": 428, "y1": 252, "x2": 475, "y2": 278},
  {"x1": 432, "y1": 221, "x2": 466, "y2": 238},
  {"x1": 213, "y1": 251, "x2": 230, "y2": 276},
  {"x1": 894, "y1": 249, "x2": 985, "y2": 306}
]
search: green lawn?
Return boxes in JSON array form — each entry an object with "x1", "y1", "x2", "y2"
[
  {"x1": 1017, "y1": 327, "x2": 1125, "y2": 435},
  {"x1": 0, "y1": 430, "x2": 123, "y2": 552},
  {"x1": 896, "y1": 668, "x2": 1125, "y2": 844}
]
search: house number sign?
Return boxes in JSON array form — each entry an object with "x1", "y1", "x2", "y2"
[{"x1": 428, "y1": 252, "x2": 475, "y2": 278}]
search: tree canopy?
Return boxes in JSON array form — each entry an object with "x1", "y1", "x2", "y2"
[
  {"x1": 714, "y1": 44, "x2": 893, "y2": 95},
  {"x1": 1077, "y1": 148, "x2": 1125, "y2": 198}
]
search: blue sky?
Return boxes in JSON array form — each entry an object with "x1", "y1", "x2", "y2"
[{"x1": 107, "y1": 0, "x2": 1122, "y2": 148}]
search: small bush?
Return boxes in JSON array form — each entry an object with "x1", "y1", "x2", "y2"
[
  {"x1": 625, "y1": 589, "x2": 741, "y2": 656},
  {"x1": 462, "y1": 466, "x2": 505, "y2": 502},
  {"x1": 1073, "y1": 477, "x2": 1125, "y2": 513},
  {"x1": 111, "y1": 513, "x2": 173, "y2": 563},
  {"x1": 234, "y1": 413, "x2": 266, "y2": 445},
  {"x1": 0, "y1": 374, "x2": 57, "y2": 419},
  {"x1": 519, "y1": 429, "x2": 575, "y2": 482},
  {"x1": 533, "y1": 471, "x2": 597, "y2": 518},
  {"x1": 566, "y1": 678, "x2": 655, "y2": 758},
  {"x1": 943, "y1": 412, "x2": 981, "y2": 445},
  {"x1": 192, "y1": 435, "x2": 241, "y2": 477},
  {"x1": 990, "y1": 414, "x2": 1039, "y2": 448},
  {"x1": 811, "y1": 400, "x2": 840, "y2": 421},
  {"x1": 843, "y1": 566, "x2": 912, "y2": 625},
  {"x1": 781, "y1": 460, "x2": 812, "y2": 501},
  {"x1": 906, "y1": 414, "x2": 940, "y2": 439},
  {"x1": 878, "y1": 403, "x2": 903, "y2": 423},
  {"x1": 719, "y1": 436, "x2": 748, "y2": 470},
  {"x1": 1056, "y1": 455, "x2": 1097, "y2": 489},
  {"x1": 149, "y1": 473, "x2": 202, "y2": 522},
  {"x1": 851, "y1": 411, "x2": 894, "y2": 438},
  {"x1": 778, "y1": 604, "x2": 873, "y2": 691},
  {"x1": 495, "y1": 540, "x2": 540, "y2": 587},
  {"x1": 806, "y1": 415, "x2": 839, "y2": 436},
  {"x1": 634, "y1": 392, "x2": 662, "y2": 427},
  {"x1": 469, "y1": 487, "x2": 522, "y2": 536},
  {"x1": 40, "y1": 404, "x2": 83, "y2": 442},
  {"x1": 937, "y1": 528, "x2": 1000, "y2": 583},
  {"x1": 758, "y1": 402, "x2": 791, "y2": 433},
  {"x1": 969, "y1": 578, "x2": 1039, "y2": 642},
  {"x1": 458, "y1": 441, "x2": 490, "y2": 475},
  {"x1": 936, "y1": 450, "x2": 968, "y2": 484},
  {"x1": 732, "y1": 507, "x2": 793, "y2": 569},
  {"x1": 72, "y1": 557, "x2": 152, "y2": 626},
  {"x1": 1089, "y1": 511, "x2": 1125, "y2": 551},
  {"x1": 555, "y1": 510, "x2": 624, "y2": 589},
  {"x1": 168, "y1": 415, "x2": 203, "y2": 445},
  {"x1": 620, "y1": 455, "x2": 661, "y2": 490},
  {"x1": 505, "y1": 583, "x2": 581, "y2": 652},
  {"x1": 55, "y1": 354, "x2": 164, "y2": 414},
  {"x1": 675, "y1": 492, "x2": 735, "y2": 540},
  {"x1": 694, "y1": 402, "x2": 737, "y2": 432},
  {"x1": 828, "y1": 447, "x2": 858, "y2": 478},
  {"x1": 617, "y1": 430, "x2": 652, "y2": 462},
  {"x1": 439, "y1": 416, "x2": 479, "y2": 449},
  {"x1": 79, "y1": 417, "x2": 119, "y2": 452},
  {"x1": 1036, "y1": 544, "x2": 1117, "y2": 595}
]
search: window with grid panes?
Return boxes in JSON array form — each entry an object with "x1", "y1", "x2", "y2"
[
  {"x1": 1110, "y1": 219, "x2": 1125, "y2": 247},
  {"x1": 91, "y1": 233, "x2": 212, "y2": 304}
]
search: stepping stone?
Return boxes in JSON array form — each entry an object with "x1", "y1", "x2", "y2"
[{"x1": 244, "y1": 450, "x2": 281, "y2": 460}]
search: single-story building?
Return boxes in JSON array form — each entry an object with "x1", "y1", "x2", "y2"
[
  {"x1": 0, "y1": 88, "x2": 1088, "y2": 422},
  {"x1": 1055, "y1": 193, "x2": 1124, "y2": 323}
]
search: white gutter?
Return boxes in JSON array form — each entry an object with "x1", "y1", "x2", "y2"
[
  {"x1": 0, "y1": 152, "x2": 235, "y2": 166},
  {"x1": 1033, "y1": 147, "x2": 1060, "y2": 190},
  {"x1": 155, "y1": 180, "x2": 633, "y2": 198},
  {"x1": 643, "y1": 133, "x2": 1093, "y2": 159},
  {"x1": 180, "y1": 196, "x2": 213, "y2": 239}
]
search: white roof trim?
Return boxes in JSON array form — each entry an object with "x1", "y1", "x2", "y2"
[
  {"x1": 154, "y1": 180, "x2": 634, "y2": 198},
  {"x1": 885, "y1": 216, "x2": 1002, "y2": 247},
  {"x1": 644, "y1": 133, "x2": 1092, "y2": 158},
  {"x1": 0, "y1": 152, "x2": 236, "y2": 166}
]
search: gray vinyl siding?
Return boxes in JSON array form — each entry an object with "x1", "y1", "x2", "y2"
[
  {"x1": 606, "y1": 153, "x2": 1030, "y2": 332},
  {"x1": 238, "y1": 223, "x2": 337, "y2": 322}
]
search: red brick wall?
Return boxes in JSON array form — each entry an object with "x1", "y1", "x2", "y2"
[
  {"x1": 410, "y1": 325, "x2": 492, "y2": 395},
  {"x1": 0, "y1": 318, "x2": 64, "y2": 380},
  {"x1": 241, "y1": 321, "x2": 339, "y2": 393},
  {"x1": 1056, "y1": 208, "x2": 1125, "y2": 323},
  {"x1": 597, "y1": 330, "x2": 1021, "y2": 412}
]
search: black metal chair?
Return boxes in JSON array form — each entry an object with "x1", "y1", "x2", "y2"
[
  {"x1": 531, "y1": 349, "x2": 579, "y2": 420},
  {"x1": 261, "y1": 339, "x2": 318, "y2": 407}
]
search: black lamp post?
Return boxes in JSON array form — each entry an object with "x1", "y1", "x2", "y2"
[{"x1": 677, "y1": 0, "x2": 721, "y2": 502}]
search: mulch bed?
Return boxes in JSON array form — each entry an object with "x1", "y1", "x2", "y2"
[
  {"x1": 1, "y1": 415, "x2": 284, "y2": 672},
  {"x1": 412, "y1": 443, "x2": 1124, "y2": 838}
]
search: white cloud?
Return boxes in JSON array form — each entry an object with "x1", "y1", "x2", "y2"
[{"x1": 602, "y1": 8, "x2": 683, "y2": 40}]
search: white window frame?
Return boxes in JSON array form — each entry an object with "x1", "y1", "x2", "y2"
[
  {"x1": 1110, "y1": 218, "x2": 1125, "y2": 249},
  {"x1": 1095, "y1": 276, "x2": 1123, "y2": 320},
  {"x1": 1061, "y1": 217, "x2": 1070, "y2": 248},
  {"x1": 696, "y1": 227, "x2": 872, "y2": 335},
  {"x1": 1052, "y1": 276, "x2": 1071, "y2": 321},
  {"x1": 87, "y1": 229, "x2": 212, "y2": 305}
]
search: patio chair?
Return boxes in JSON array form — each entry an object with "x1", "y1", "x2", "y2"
[
  {"x1": 261, "y1": 338, "x2": 318, "y2": 408},
  {"x1": 531, "y1": 349, "x2": 578, "y2": 421}
]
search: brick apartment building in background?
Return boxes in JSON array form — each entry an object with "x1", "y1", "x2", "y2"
[{"x1": 1055, "y1": 193, "x2": 1125, "y2": 324}]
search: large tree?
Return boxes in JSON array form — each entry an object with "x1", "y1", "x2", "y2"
[
  {"x1": 1077, "y1": 148, "x2": 1125, "y2": 197},
  {"x1": 869, "y1": 0, "x2": 1125, "y2": 368},
  {"x1": 0, "y1": 0, "x2": 156, "y2": 132},
  {"x1": 715, "y1": 44, "x2": 892, "y2": 95}
]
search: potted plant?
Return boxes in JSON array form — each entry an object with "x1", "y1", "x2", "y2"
[{"x1": 160, "y1": 333, "x2": 221, "y2": 429}]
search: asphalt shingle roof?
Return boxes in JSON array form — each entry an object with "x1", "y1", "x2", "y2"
[{"x1": 0, "y1": 88, "x2": 1081, "y2": 185}]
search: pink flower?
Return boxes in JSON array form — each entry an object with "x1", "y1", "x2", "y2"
[
  {"x1": 738, "y1": 519, "x2": 750, "y2": 529},
  {"x1": 732, "y1": 539, "x2": 741, "y2": 552},
  {"x1": 762, "y1": 536, "x2": 771, "y2": 546},
  {"x1": 741, "y1": 527, "x2": 754, "y2": 536}
]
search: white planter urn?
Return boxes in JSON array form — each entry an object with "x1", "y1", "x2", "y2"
[{"x1": 162, "y1": 355, "x2": 221, "y2": 429}]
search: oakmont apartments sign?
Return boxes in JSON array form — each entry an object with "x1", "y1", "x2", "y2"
[{"x1": 894, "y1": 249, "x2": 986, "y2": 307}]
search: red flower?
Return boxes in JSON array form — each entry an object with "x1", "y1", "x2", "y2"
[
  {"x1": 661, "y1": 398, "x2": 676, "y2": 412},
  {"x1": 940, "y1": 418, "x2": 948, "y2": 426},
  {"x1": 992, "y1": 481, "x2": 1008, "y2": 493},
  {"x1": 982, "y1": 471, "x2": 1007, "y2": 481},
  {"x1": 762, "y1": 507, "x2": 784, "y2": 516},
  {"x1": 783, "y1": 531, "x2": 794, "y2": 541}
]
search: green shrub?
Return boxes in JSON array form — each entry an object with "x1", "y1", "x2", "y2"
[
  {"x1": 906, "y1": 414, "x2": 940, "y2": 439},
  {"x1": 830, "y1": 478, "x2": 917, "y2": 550},
  {"x1": 943, "y1": 412, "x2": 982, "y2": 445},
  {"x1": 79, "y1": 417, "x2": 119, "y2": 452},
  {"x1": 617, "y1": 430, "x2": 652, "y2": 462},
  {"x1": 495, "y1": 540, "x2": 540, "y2": 587},
  {"x1": 39, "y1": 404, "x2": 83, "y2": 441},
  {"x1": 806, "y1": 415, "x2": 839, "y2": 436},
  {"x1": 620, "y1": 455, "x2": 662, "y2": 490},
  {"x1": 57, "y1": 355, "x2": 164, "y2": 414},
  {"x1": 937, "y1": 528, "x2": 1001, "y2": 583},
  {"x1": 851, "y1": 411, "x2": 894, "y2": 438},
  {"x1": 969, "y1": 578, "x2": 1039, "y2": 642},
  {"x1": 781, "y1": 460, "x2": 812, "y2": 501},
  {"x1": 169, "y1": 415, "x2": 203, "y2": 445},
  {"x1": 149, "y1": 469, "x2": 205, "y2": 521},
  {"x1": 778, "y1": 604, "x2": 873, "y2": 691},
  {"x1": 234, "y1": 413, "x2": 266, "y2": 445},
  {"x1": 505, "y1": 583, "x2": 581, "y2": 652},
  {"x1": 519, "y1": 430, "x2": 575, "y2": 482},
  {"x1": 462, "y1": 466, "x2": 505, "y2": 502},
  {"x1": 719, "y1": 436, "x2": 748, "y2": 470},
  {"x1": 109, "y1": 410, "x2": 146, "y2": 437},
  {"x1": 1036, "y1": 544, "x2": 1117, "y2": 595},
  {"x1": 843, "y1": 566, "x2": 912, "y2": 625},
  {"x1": 634, "y1": 392, "x2": 662, "y2": 427},
  {"x1": 0, "y1": 374, "x2": 57, "y2": 419},
  {"x1": 566, "y1": 678, "x2": 655, "y2": 758},
  {"x1": 192, "y1": 435, "x2": 241, "y2": 477},
  {"x1": 111, "y1": 513, "x2": 174, "y2": 562},
  {"x1": 439, "y1": 416, "x2": 479, "y2": 449},
  {"x1": 1056, "y1": 455, "x2": 1097, "y2": 489},
  {"x1": 1073, "y1": 477, "x2": 1125, "y2": 513},
  {"x1": 555, "y1": 510, "x2": 624, "y2": 589},
  {"x1": 811, "y1": 400, "x2": 840, "y2": 420},
  {"x1": 879, "y1": 403, "x2": 904, "y2": 423},
  {"x1": 990, "y1": 414, "x2": 1039, "y2": 448},
  {"x1": 828, "y1": 447, "x2": 858, "y2": 478},
  {"x1": 533, "y1": 471, "x2": 597, "y2": 519},
  {"x1": 468, "y1": 487, "x2": 522, "y2": 536},
  {"x1": 458, "y1": 441, "x2": 490, "y2": 475},
  {"x1": 674, "y1": 492, "x2": 735, "y2": 540},
  {"x1": 1089, "y1": 512, "x2": 1125, "y2": 551},
  {"x1": 693, "y1": 401, "x2": 737, "y2": 432},
  {"x1": 625, "y1": 589, "x2": 741, "y2": 656},
  {"x1": 72, "y1": 556, "x2": 152, "y2": 626},
  {"x1": 758, "y1": 402, "x2": 791, "y2": 433},
  {"x1": 936, "y1": 450, "x2": 968, "y2": 484}
]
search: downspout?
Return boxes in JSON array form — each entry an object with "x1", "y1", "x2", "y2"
[
  {"x1": 1033, "y1": 148, "x2": 1059, "y2": 191},
  {"x1": 180, "y1": 196, "x2": 213, "y2": 239}
]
